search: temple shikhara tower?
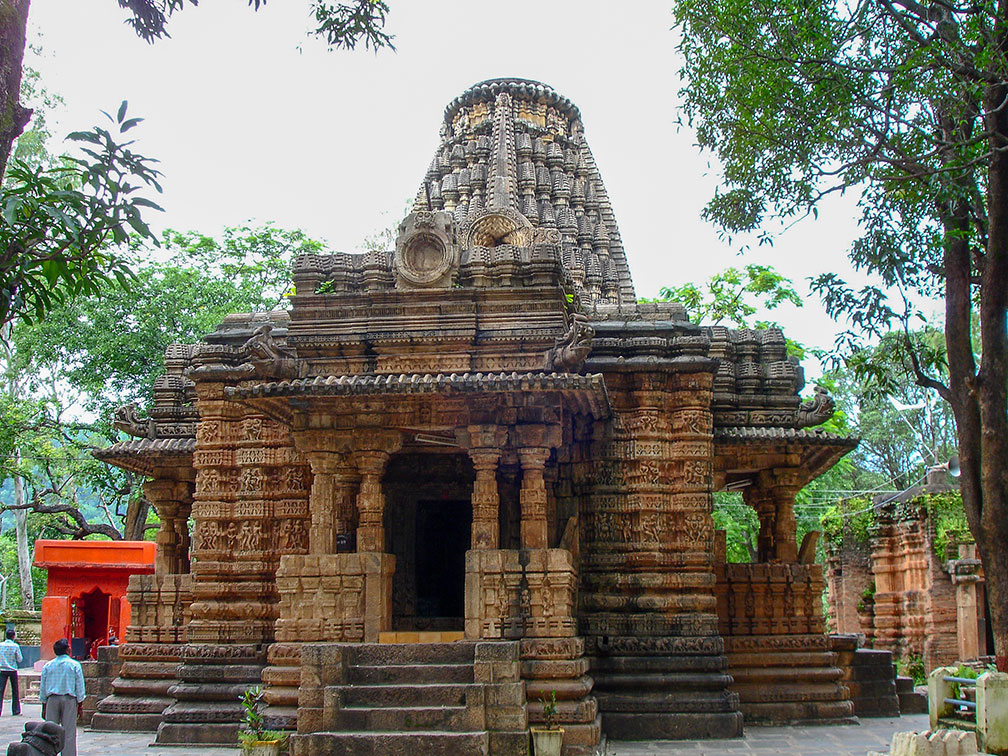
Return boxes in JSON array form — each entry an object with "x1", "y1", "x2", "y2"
[{"x1": 95, "y1": 79, "x2": 857, "y2": 755}]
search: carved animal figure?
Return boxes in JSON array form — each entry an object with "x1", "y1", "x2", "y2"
[{"x1": 544, "y1": 312, "x2": 594, "y2": 372}]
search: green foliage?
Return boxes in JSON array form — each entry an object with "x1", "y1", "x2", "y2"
[
  {"x1": 927, "y1": 491, "x2": 972, "y2": 561},
  {"x1": 0, "y1": 102, "x2": 163, "y2": 328},
  {"x1": 821, "y1": 497, "x2": 874, "y2": 550},
  {"x1": 857, "y1": 581, "x2": 875, "y2": 613},
  {"x1": 897, "y1": 654, "x2": 926, "y2": 687},
  {"x1": 712, "y1": 492, "x2": 758, "y2": 563},
  {"x1": 310, "y1": 1, "x2": 395, "y2": 51},
  {"x1": 12, "y1": 224, "x2": 317, "y2": 420},
  {"x1": 238, "y1": 686, "x2": 288, "y2": 745},
  {"x1": 653, "y1": 264, "x2": 801, "y2": 327},
  {"x1": 3, "y1": 224, "x2": 325, "y2": 540},
  {"x1": 121, "y1": 0, "x2": 395, "y2": 51},
  {"x1": 539, "y1": 690, "x2": 559, "y2": 730}
]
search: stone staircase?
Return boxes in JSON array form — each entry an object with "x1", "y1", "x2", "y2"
[
  {"x1": 725, "y1": 635, "x2": 855, "y2": 724},
  {"x1": 591, "y1": 648, "x2": 743, "y2": 738},
  {"x1": 830, "y1": 635, "x2": 900, "y2": 718},
  {"x1": 292, "y1": 642, "x2": 528, "y2": 756},
  {"x1": 896, "y1": 674, "x2": 928, "y2": 714}
]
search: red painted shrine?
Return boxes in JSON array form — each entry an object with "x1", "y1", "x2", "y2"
[{"x1": 34, "y1": 540, "x2": 156, "y2": 660}]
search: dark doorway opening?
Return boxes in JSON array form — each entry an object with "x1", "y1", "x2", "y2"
[
  {"x1": 71, "y1": 587, "x2": 110, "y2": 660},
  {"x1": 415, "y1": 499, "x2": 471, "y2": 620}
]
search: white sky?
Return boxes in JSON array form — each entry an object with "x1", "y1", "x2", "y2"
[{"x1": 25, "y1": 0, "x2": 900, "y2": 380}]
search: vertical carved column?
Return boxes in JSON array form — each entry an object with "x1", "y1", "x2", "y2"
[
  {"x1": 513, "y1": 423, "x2": 559, "y2": 551},
  {"x1": 306, "y1": 453, "x2": 341, "y2": 555},
  {"x1": 459, "y1": 424, "x2": 508, "y2": 550},
  {"x1": 292, "y1": 431, "x2": 360, "y2": 555},
  {"x1": 744, "y1": 483, "x2": 776, "y2": 563},
  {"x1": 144, "y1": 476, "x2": 193, "y2": 576},
  {"x1": 470, "y1": 449, "x2": 502, "y2": 549},
  {"x1": 769, "y1": 468, "x2": 802, "y2": 564},
  {"x1": 355, "y1": 452, "x2": 390, "y2": 553},
  {"x1": 353, "y1": 431, "x2": 403, "y2": 553},
  {"x1": 518, "y1": 447, "x2": 550, "y2": 550}
]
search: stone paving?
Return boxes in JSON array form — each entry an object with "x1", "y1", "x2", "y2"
[{"x1": 0, "y1": 704, "x2": 929, "y2": 755}]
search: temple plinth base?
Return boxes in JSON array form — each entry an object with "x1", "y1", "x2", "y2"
[
  {"x1": 725, "y1": 635, "x2": 856, "y2": 724},
  {"x1": 91, "y1": 643, "x2": 184, "y2": 731},
  {"x1": 155, "y1": 643, "x2": 267, "y2": 745},
  {"x1": 92, "y1": 574, "x2": 192, "y2": 732},
  {"x1": 521, "y1": 637, "x2": 600, "y2": 756},
  {"x1": 587, "y1": 628, "x2": 743, "y2": 740},
  {"x1": 262, "y1": 642, "x2": 302, "y2": 731}
]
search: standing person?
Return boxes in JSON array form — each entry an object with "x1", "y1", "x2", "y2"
[
  {"x1": 39, "y1": 638, "x2": 85, "y2": 756},
  {"x1": 0, "y1": 628, "x2": 22, "y2": 715}
]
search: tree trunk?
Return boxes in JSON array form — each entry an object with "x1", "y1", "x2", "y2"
[
  {"x1": 0, "y1": 0, "x2": 32, "y2": 181},
  {"x1": 976, "y1": 71, "x2": 1008, "y2": 672},
  {"x1": 11, "y1": 456, "x2": 33, "y2": 611},
  {"x1": 122, "y1": 494, "x2": 149, "y2": 542}
]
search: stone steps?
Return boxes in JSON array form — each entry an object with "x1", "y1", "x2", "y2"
[
  {"x1": 591, "y1": 651, "x2": 743, "y2": 739},
  {"x1": 830, "y1": 636, "x2": 900, "y2": 718},
  {"x1": 295, "y1": 730, "x2": 489, "y2": 756},
  {"x1": 296, "y1": 642, "x2": 521, "y2": 756},
  {"x1": 348, "y1": 663, "x2": 473, "y2": 685},
  {"x1": 895, "y1": 676, "x2": 928, "y2": 714},
  {"x1": 724, "y1": 637, "x2": 855, "y2": 725},
  {"x1": 341, "y1": 683, "x2": 470, "y2": 708}
]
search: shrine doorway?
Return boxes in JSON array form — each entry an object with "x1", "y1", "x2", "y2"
[
  {"x1": 415, "y1": 499, "x2": 471, "y2": 620},
  {"x1": 384, "y1": 451, "x2": 474, "y2": 631},
  {"x1": 71, "y1": 587, "x2": 111, "y2": 660}
]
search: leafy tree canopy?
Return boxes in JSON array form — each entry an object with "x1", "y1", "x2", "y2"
[
  {"x1": 3, "y1": 224, "x2": 325, "y2": 541},
  {"x1": 673, "y1": 0, "x2": 1008, "y2": 665}
]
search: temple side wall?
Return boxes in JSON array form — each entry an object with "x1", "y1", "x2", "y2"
[
  {"x1": 825, "y1": 544, "x2": 872, "y2": 636},
  {"x1": 580, "y1": 368, "x2": 743, "y2": 739}
]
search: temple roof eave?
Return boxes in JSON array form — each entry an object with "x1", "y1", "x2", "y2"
[
  {"x1": 92, "y1": 437, "x2": 196, "y2": 477},
  {"x1": 228, "y1": 370, "x2": 606, "y2": 401},
  {"x1": 713, "y1": 426, "x2": 859, "y2": 486}
]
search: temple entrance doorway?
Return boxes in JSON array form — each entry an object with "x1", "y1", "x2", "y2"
[
  {"x1": 384, "y1": 451, "x2": 475, "y2": 632},
  {"x1": 415, "y1": 499, "x2": 471, "y2": 620}
]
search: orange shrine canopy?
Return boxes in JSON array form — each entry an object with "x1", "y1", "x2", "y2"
[{"x1": 34, "y1": 540, "x2": 155, "y2": 660}]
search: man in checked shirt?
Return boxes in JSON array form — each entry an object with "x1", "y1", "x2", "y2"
[
  {"x1": 0, "y1": 628, "x2": 23, "y2": 715},
  {"x1": 39, "y1": 639, "x2": 85, "y2": 756}
]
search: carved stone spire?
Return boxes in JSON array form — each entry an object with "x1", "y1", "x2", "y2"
[{"x1": 414, "y1": 78, "x2": 637, "y2": 305}]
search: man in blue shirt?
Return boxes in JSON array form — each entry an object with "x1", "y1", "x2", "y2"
[
  {"x1": 39, "y1": 638, "x2": 85, "y2": 756},
  {"x1": 0, "y1": 628, "x2": 23, "y2": 715}
]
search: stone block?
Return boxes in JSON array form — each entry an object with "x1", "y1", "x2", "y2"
[
  {"x1": 488, "y1": 730, "x2": 530, "y2": 756},
  {"x1": 477, "y1": 641, "x2": 520, "y2": 663},
  {"x1": 486, "y1": 704, "x2": 527, "y2": 731},
  {"x1": 486, "y1": 681, "x2": 525, "y2": 707},
  {"x1": 978, "y1": 671, "x2": 1008, "y2": 755},
  {"x1": 928, "y1": 666, "x2": 958, "y2": 730}
]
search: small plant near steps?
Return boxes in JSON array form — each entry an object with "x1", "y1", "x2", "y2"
[
  {"x1": 531, "y1": 690, "x2": 564, "y2": 756},
  {"x1": 239, "y1": 686, "x2": 288, "y2": 756}
]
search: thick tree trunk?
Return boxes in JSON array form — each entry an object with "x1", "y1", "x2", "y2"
[
  {"x1": 122, "y1": 494, "x2": 149, "y2": 542},
  {"x1": 11, "y1": 459, "x2": 33, "y2": 611},
  {"x1": 0, "y1": 0, "x2": 32, "y2": 181},
  {"x1": 976, "y1": 74, "x2": 1008, "y2": 672}
]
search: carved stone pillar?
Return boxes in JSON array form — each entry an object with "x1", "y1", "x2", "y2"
[
  {"x1": 292, "y1": 431, "x2": 360, "y2": 555},
  {"x1": 355, "y1": 452, "x2": 389, "y2": 553},
  {"x1": 518, "y1": 447, "x2": 550, "y2": 550},
  {"x1": 458, "y1": 424, "x2": 508, "y2": 550},
  {"x1": 307, "y1": 453, "x2": 340, "y2": 555},
  {"x1": 744, "y1": 485, "x2": 776, "y2": 563},
  {"x1": 470, "y1": 449, "x2": 502, "y2": 549},
  {"x1": 353, "y1": 431, "x2": 403, "y2": 553},
  {"x1": 144, "y1": 477, "x2": 192, "y2": 576},
  {"x1": 769, "y1": 468, "x2": 802, "y2": 563}
]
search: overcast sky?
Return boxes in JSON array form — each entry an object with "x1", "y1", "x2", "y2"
[{"x1": 25, "y1": 0, "x2": 890, "y2": 379}]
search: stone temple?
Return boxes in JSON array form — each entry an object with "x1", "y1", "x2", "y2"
[{"x1": 94, "y1": 78, "x2": 857, "y2": 754}]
